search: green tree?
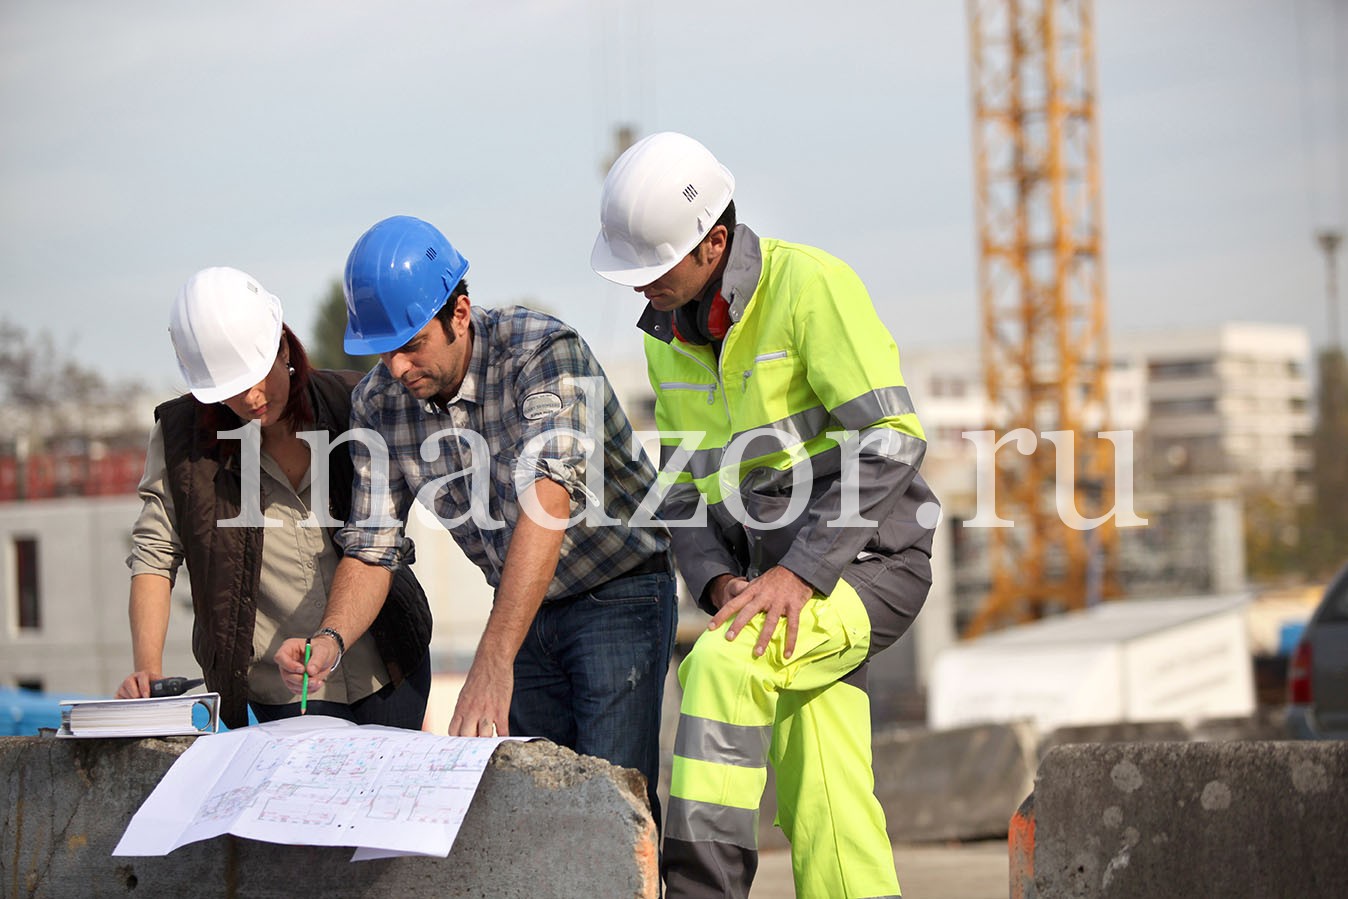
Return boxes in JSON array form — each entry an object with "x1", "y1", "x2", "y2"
[{"x1": 308, "y1": 279, "x2": 379, "y2": 373}]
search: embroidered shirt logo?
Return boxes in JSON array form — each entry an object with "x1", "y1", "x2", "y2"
[{"x1": 521, "y1": 391, "x2": 564, "y2": 420}]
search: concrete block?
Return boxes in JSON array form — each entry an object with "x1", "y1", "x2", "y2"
[
  {"x1": 1190, "y1": 708, "x2": 1289, "y2": 742},
  {"x1": 1, "y1": 735, "x2": 657, "y2": 898},
  {"x1": 1038, "y1": 720, "x2": 1189, "y2": 758},
  {"x1": 1031, "y1": 741, "x2": 1348, "y2": 898},
  {"x1": 1009, "y1": 794, "x2": 1035, "y2": 899},
  {"x1": 873, "y1": 722, "x2": 1037, "y2": 843}
]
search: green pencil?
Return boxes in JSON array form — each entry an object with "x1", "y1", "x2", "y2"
[{"x1": 301, "y1": 638, "x2": 312, "y2": 715}]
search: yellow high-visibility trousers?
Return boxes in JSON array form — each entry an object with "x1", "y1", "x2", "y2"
[{"x1": 663, "y1": 580, "x2": 901, "y2": 899}]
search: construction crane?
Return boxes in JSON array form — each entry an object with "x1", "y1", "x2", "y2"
[{"x1": 964, "y1": 0, "x2": 1119, "y2": 635}]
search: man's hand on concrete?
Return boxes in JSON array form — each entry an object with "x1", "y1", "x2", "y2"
[
  {"x1": 449, "y1": 654, "x2": 513, "y2": 737},
  {"x1": 708, "y1": 566, "x2": 814, "y2": 659}
]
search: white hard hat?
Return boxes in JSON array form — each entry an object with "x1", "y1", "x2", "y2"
[
  {"x1": 169, "y1": 267, "x2": 284, "y2": 404},
  {"x1": 591, "y1": 132, "x2": 735, "y2": 287}
]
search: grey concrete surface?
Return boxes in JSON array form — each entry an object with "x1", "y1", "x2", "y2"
[
  {"x1": 874, "y1": 722, "x2": 1037, "y2": 843},
  {"x1": 751, "y1": 840, "x2": 1008, "y2": 898},
  {"x1": 1030, "y1": 740, "x2": 1348, "y2": 898},
  {"x1": 2, "y1": 735, "x2": 657, "y2": 898}
]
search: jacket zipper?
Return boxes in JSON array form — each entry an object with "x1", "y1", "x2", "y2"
[{"x1": 658, "y1": 380, "x2": 718, "y2": 405}]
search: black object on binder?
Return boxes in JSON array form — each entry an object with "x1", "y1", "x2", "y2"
[{"x1": 149, "y1": 677, "x2": 205, "y2": 698}]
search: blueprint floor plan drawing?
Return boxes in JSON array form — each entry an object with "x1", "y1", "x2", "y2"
[{"x1": 114, "y1": 715, "x2": 523, "y2": 860}]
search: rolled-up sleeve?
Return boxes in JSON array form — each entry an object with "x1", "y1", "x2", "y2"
[
  {"x1": 511, "y1": 332, "x2": 601, "y2": 511},
  {"x1": 126, "y1": 422, "x2": 183, "y2": 584}
]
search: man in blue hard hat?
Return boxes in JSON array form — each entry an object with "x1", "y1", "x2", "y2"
[{"x1": 276, "y1": 215, "x2": 676, "y2": 831}]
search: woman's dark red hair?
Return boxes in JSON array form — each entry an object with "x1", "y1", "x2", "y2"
[{"x1": 195, "y1": 324, "x2": 315, "y2": 454}]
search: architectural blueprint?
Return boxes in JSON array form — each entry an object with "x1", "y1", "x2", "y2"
[{"x1": 114, "y1": 715, "x2": 522, "y2": 860}]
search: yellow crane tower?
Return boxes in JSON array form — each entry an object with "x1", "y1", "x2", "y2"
[{"x1": 964, "y1": 0, "x2": 1119, "y2": 635}]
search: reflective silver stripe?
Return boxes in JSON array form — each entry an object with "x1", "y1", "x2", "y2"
[
  {"x1": 665, "y1": 796, "x2": 760, "y2": 850},
  {"x1": 853, "y1": 427, "x2": 926, "y2": 466},
  {"x1": 833, "y1": 386, "x2": 915, "y2": 430},
  {"x1": 674, "y1": 714, "x2": 771, "y2": 768},
  {"x1": 727, "y1": 405, "x2": 831, "y2": 456},
  {"x1": 660, "y1": 443, "x2": 722, "y2": 480}
]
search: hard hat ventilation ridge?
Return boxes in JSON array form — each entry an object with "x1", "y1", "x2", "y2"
[{"x1": 425, "y1": 246, "x2": 438, "y2": 261}]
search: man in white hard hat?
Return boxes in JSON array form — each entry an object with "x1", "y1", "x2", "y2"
[
  {"x1": 593, "y1": 132, "x2": 939, "y2": 899},
  {"x1": 276, "y1": 216, "x2": 678, "y2": 835}
]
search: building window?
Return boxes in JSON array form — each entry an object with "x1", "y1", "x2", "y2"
[
  {"x1": 930, "y1": 376, "x2": 968, "y2": 399},
  {"x1": 16, "y1": 677, "x2": 42, "y2": 692},
  {"x1": 1150, "y1": 397, "x2": 1217, "y2": 416},
  {"x1": 15, "y1": 536, "x2": 40, "y2": 630},
  {"x1": 1148, "y1": 359, "x2": 1214, "y2": 380}
]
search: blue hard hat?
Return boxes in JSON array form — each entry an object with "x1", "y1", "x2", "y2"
[{"x1": 343, "y1": 216, "x2": 471, "y2": 354}]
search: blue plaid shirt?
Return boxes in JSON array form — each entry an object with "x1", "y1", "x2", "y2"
[{"x1": 336, "y1": 304, "x2": 669, "y2": 600}]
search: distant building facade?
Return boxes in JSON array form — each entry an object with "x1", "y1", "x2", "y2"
[
  {"x1": 1113, "y1": 323, "x2": 1313, "y2": 499},
  {"x1": 0, "y1": 496, "x2": 190, "y2": 696},
  {"x1": 900, "y1": 322, "x2": 1312, "y2": 629}
]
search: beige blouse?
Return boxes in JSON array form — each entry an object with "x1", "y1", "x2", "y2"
[{"x1": 127, "y1": 422, "x2": 390, "y2": 706}]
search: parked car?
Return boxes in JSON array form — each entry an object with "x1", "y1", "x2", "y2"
[{"x1": 1286, "y1": 562, "x2": 1348, "y2": 739}]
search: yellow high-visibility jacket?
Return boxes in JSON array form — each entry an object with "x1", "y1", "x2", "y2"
[{"x1": 640, "y1": 224, "x2": 939, "y2": 612}]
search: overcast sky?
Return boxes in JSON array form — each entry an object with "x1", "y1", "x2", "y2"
[{"x1": 1, "y1": 0, "x2": 1343, "y2": 391}]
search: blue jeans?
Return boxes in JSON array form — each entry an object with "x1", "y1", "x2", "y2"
[
  {"x1": 510, "y1": 568, "x2": 678, "y2": 832},
  {"x1": 250, "y1": 651, "x2": 432, "y2": 730}
]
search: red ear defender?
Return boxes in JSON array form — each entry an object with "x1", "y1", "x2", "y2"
[
  {"x1": 703, "y1": 291, "x2": 731, "y2": 341},
  {"x1": 672, "y1": 290, "x2": 731, "y2": 345}
]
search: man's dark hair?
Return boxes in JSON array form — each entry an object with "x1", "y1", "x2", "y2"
[
  {"x1": 432, "y1": 279, "x2": 470, "y2": 343},
  {"x1": 692, "y1": 200, "x2": 736, "y2": 263},
  {"x1": 714, "y1": 199, "x2": 736, "y2": 234}
]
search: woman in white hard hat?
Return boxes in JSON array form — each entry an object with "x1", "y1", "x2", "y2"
[{"x1": 115, "y1": 266, "x2": 432, "y2": 730}]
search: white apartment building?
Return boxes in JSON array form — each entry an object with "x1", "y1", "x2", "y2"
[{"x1": 1112, "y1": 323, "x2": 1313, "y2": 497}]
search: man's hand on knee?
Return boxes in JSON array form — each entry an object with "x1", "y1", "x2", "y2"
[{"x1": 708, "y1": 566, "x2": 813, "y2": 659}]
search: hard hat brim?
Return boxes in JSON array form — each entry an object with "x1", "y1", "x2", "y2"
[
  {"x1": 590, "y1": 232, "x2": 683, "y2": 288},
  {"x1": 343, "y1": 326, "x2": 423, "y2": 356},
  {"x1": 182, "y1": 345, "x2": 280, "y2": 404}
]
